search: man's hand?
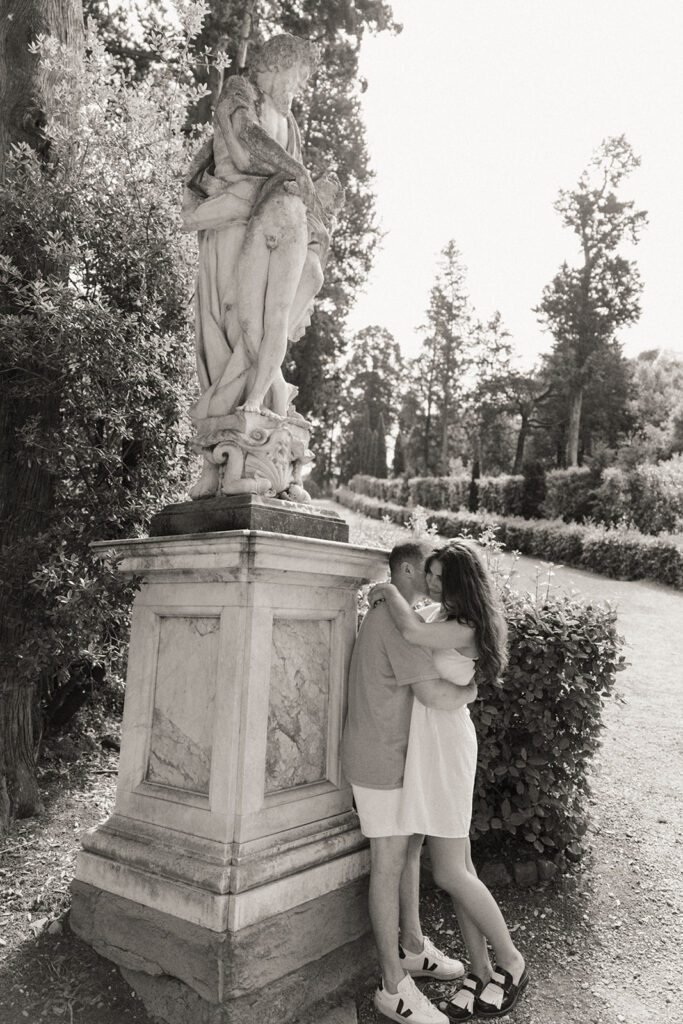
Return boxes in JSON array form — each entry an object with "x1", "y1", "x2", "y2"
[{"x1": 411, "y1": 679, "x2": 477, "y2": 711}]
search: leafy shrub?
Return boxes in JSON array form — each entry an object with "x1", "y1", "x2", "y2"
[
  {"x1": 472, "y1": 589, "x2": 624, "y2": 861},
  {"x1": 0, "y1": 21, "x2": 203, "y2": 725},
  {"x1": 542, "y1": 467, "x2": 597, "y2": 522},
  {"x1": 593, "y1": 467, "x2": 632, "y2": 528},
  {"x1": 593, "y1": 458, "x2": 683, "y2": 535},
  {"x1": 477, "y1": 474, "x2": 525, "y2": 517},
  {"x1": 407, "y1": 476, "x2": 470, "y2": 511},
  {"x1": 348, "y1": 474, "x2": 409, "y2": 505},
  {"x1": 335, "y1": 487, "x2": 683, "y2": 589},
  {"x1": 521, "y1": 459, "x2": 547, "y2": 518}
]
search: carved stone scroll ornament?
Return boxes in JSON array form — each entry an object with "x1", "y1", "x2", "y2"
[{"x1": 189, "y1": 408, "x2": 314, "y2": 502}]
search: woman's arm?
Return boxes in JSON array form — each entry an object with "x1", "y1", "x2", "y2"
[
  {"x1": 412, "y1": 679, "x2": 478, "y2": 710},
  {"x1": 368, "y1": 583, "x2": 474, "y2": 649}
]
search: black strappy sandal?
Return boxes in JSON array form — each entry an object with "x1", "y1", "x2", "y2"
[
  {"x1": 438, "y1": 972, "x2": 485, "y2": 1021},
  {"x1": 475, "y1": 965, "x2": 529, "y2": 1018}
]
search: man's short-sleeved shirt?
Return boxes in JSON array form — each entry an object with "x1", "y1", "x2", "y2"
[{"x1": 340, "y1": 602, "x2": 439, "y2": 790}]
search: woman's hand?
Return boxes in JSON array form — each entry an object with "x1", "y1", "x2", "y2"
[{"x1": 368, "y1": 581, "x2": 397, "y2": 608}]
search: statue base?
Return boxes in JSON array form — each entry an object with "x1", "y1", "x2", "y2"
[
  {"x1": 149, "y1": 494, "x2": 348, "y2": 542},
  {"x1": 71, "y1": 531, "x2": 388, "y2": 1024}
]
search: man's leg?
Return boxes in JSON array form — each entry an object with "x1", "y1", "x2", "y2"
[
  {"x1": 398, "y1": 833, "x2": 425, "y2": 954},
  {"x1": 368, "y1": 835, "x2": 410, "y2": 993}
]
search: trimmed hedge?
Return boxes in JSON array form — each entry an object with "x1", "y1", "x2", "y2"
[
  {"x1": 478, "y1": 473, "x2": 525, "y2": 516},
  {"x1": 336, "y1": 486, "x2": 683, "y2": 589},
  {"x1": 595, "y1": 460, "x2": 683, "y2": 535},
  {"x1": 542, "y1": 467, "x2": 597, "y2": 522},
  {"x1": 473, "y1": 590, "x2": 623, "y2": 862},
  {"x1": 405, "y1": 475, "x2": 470, "y2": 511}
]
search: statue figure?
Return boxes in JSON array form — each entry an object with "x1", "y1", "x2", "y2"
[{"x1": 182, "y1": 34, "x2": 344, "y2": 501}]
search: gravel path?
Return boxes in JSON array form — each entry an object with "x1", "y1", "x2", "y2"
[{"x1": 333, "y1": 501, "x2": 683, "y2": 1024}]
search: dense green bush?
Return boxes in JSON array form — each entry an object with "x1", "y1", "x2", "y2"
[
  {"x1": 595, "y1": 458, "x2": 683, "y2": 535},
  {"x1": 406, "y1": 475, "x2": 470, "y2": 511},
  {"x1": 335, "y1": 486, "x2": 683, "y2": 589},
  {"x1": 0, "y1": 24, "x2": 201, "y2": 722},
  {"x1": 521, "y1": 459, "x2": 547, "y2": 518},
  {"x1": 472, "y1": 589, "x2": 624, "y2": 861},
  {"x1": 349, "y1": 474, "x2": 410, "y2": 505},
  {"x1": 542, "y1": 467, "x2": 597, "y2": 522},
  {"x1": 477, "y1": 473, "x2": 525, "y2": 516}
]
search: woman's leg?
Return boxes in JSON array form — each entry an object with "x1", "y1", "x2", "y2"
[
  {"x1": 428, "y1": 836, "x2": 524, "y2": 981},
  {"x1": 449, "y1": 839, "x2": 494, "y2": 981}
]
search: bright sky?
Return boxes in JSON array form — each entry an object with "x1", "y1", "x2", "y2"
[{"x1": 348, "y1": 0, "x2": 683, "y2": 367}]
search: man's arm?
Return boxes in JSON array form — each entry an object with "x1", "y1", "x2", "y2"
[{"x1": 411, "y1": 679, "x2": 478, "y2": 711}]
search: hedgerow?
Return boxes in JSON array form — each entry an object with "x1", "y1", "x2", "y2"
[
  {"x1": 542, "y1": 467, "x2": 597, "y2": 522},
  {"x1": 477, "y1": 473, "x2": 525, "y2": 516},
  {"x1": 335, "y1": 486, "x2": 683, "y2": 589}
]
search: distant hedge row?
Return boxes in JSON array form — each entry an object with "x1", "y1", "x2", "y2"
[
  {"x1": 336, "y1": 486, "x2": 683, "y2": 589},
  {"x1": 544, "y1": 459, "x2": 683, "y2": 535},
  {"x1": 349, "y1": 473, "x2": 528, "y2": 518},
  {"x1": 350, "y1": 456, "x2": 683, "y2": 536}
]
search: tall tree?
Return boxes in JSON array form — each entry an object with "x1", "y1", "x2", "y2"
[
  {"x1": 536, "y1": 136, "x2": 647, "y2": 466},
  {"x1": 419, "y1": 242, "x2": 474, "y2": 474},
  {"x1": 0, "y1": 0, "x2": 84, "y2": 827},
  {"x1": 338, "y1": 325, "x2": 403, "y2": 481}
]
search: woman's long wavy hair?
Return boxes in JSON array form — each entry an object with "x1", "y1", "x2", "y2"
[{"x1": 425, "y1": 540, "x2": 508, "y2": 685}]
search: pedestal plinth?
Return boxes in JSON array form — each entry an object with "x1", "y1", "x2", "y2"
[{"x1": 70, "y1": 530, "x2": 386, "y2": 1024}]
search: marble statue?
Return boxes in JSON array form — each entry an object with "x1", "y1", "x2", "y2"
[{"x1": 182, "y1": 34, "x2": 344, "y2": 501}]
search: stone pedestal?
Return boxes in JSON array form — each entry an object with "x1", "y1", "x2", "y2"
[{"x1": 71, "y1": 530, "x2": 386, "y2": 1024}]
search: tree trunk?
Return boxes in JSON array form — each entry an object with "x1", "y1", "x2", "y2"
[
  {"x1": 0, "y1": 0, "x2": 83, "y2": 177},
  {"x1": 566, "y1": 387, "x2": 584, "y2": 467},
  {"x1": 0, "y1": 0, "x2": 83, "y2": 833}
]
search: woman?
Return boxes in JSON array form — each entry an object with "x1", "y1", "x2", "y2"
[{"x1": 369, "y1": 540, "x2": 528, "y2": 1021}]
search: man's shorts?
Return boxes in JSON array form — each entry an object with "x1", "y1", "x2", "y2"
[{"x1": 351, "y1": 784, "x2": 412, "y2": 838}]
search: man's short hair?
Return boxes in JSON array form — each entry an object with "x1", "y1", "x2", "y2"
[{"x1": 388, "y1": 542, "x2": 428, "y2": 575}]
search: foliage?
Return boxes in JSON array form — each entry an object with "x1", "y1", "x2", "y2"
[
  {"x1": 542, "y1": 467, "x2": 598, "y2": 523},
  {"x1": 520, "y1": 459, "x2": 547, "y2": 518},
  {"x1": 0, "y1": 20, "x2": 199, "y2": 729},
  {"x1": 536, "y1": 136, "x2": 647, "y2": 465},
  {"x1": 476, "y1": 474, "x2": 525, "y2": 517},
  {"x1": 619, "y1": 349, "x2": 683, "y2": 465},
  {"x1": 471, "y1": 585, "x2": 624, "y2": 861},
  {"x1": 338, "y1": 326, "x2": 403, "y2": 482},
  {"x1": 594, "y1": 458, "x2": 683, "y2": 536},
  {"x1": 335, "y1": 486, "x2": 683, "y2": 589},
  {"x1": 406, "y1": 476, "x2": 471, "y2": 512}
]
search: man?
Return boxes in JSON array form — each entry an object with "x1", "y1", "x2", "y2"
[{"x1": 341, "y1": 543, "x2": 478, "y2": 1024}]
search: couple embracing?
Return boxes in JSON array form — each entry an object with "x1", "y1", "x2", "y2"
[{"x1": 341, "y1": 540, "x2": 528, "y2": 1023}]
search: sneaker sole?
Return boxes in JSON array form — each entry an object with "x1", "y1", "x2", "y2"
[
  {"x1": 409, "y1": 966, "x2": 465, "y2": 981},
  {"x1": 374, "y1": 997, "x2": 448, "y2": 1024}
]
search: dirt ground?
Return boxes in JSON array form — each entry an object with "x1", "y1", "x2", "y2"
[{"x1": 0, "y1": 506, "x2": 681, "y2": 1023}]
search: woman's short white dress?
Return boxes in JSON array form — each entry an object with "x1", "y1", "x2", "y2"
[{"x1": 398, "y1": 613, "x2": 478, "y2": 838}]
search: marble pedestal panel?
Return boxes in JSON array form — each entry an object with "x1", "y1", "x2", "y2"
[{"x1": 71, "y1": 530, "x2": 386, "y2": 1024}]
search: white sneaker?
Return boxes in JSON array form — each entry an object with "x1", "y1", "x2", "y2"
[
  {"x1": 374, "y1": 974, "x2": 449, "y2": 1024},
  {"x1": 399, "y1": 936, "x2": 465, "y2": 981}
]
